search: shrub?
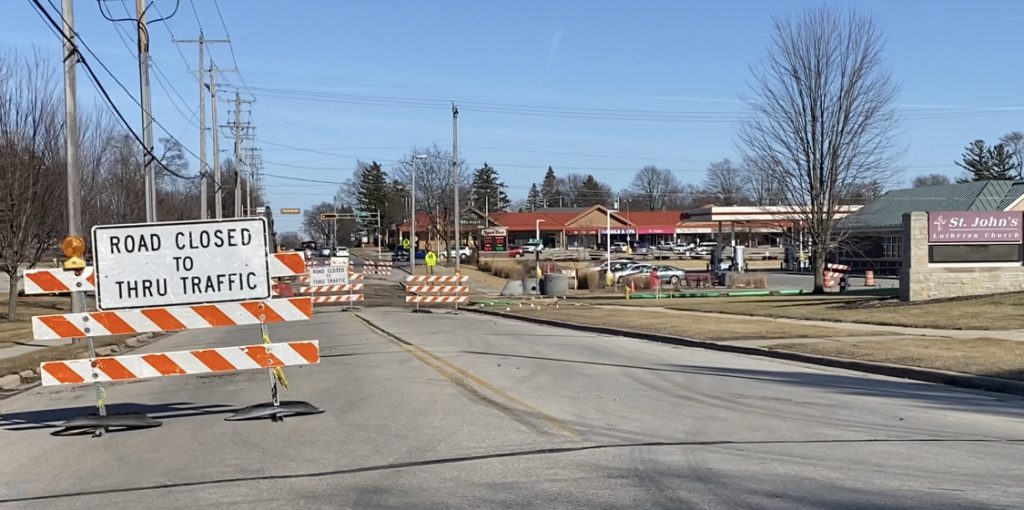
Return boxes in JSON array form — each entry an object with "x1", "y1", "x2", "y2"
[
  {"x1": 728, "y1": 273, "x2": 768, "y2": 289},
  {"x1": 624, "y1": 274, "x2": 652, "y2": 290}
]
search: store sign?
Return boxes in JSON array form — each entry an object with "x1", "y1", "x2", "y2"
[
  {"x1": 480, "y1": 227, "x2": 507, "y2": 237},
  {"x1": 928, "y1": 211, "x2": 1023, "y2": 244}
]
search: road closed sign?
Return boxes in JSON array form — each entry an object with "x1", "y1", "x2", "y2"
[{"x1": 92, "y1": 218, "x2": 271, "y2": 310}]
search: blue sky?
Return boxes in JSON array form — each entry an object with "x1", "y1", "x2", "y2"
[{"x1": 7, "y1": 0, "x2": 1024, "y2": 233}]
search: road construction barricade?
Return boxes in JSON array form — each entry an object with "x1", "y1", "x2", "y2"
[
  {"x1": 405, "y1": 275, "x2": 469, "y2": 312},
  {"x1": 823, "y1": 263, "x2": 850, "y2": 292},
  {"x1": 24, "y1": 229, "x2": 323, "y2": 436},
  {"x1": 359, "y1": 260, "x2": 393, "y2": 277}
]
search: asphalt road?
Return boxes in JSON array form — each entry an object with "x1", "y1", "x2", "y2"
[{"x1": 1, "y1": 298, "x2": 1023, "y2": 508}]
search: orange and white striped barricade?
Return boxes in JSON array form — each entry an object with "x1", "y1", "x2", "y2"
[
  {"x1": 825, "y1": 263, "x2": 850, "y2": 292},
  {"x1": 23, "y1": 267, "x2": 96, "y2": 294},
  {"x1": 358, "y1": 260, "x2": 393, "y2": 277},
  {"x1": 405, "y1": 275, "x2": 469, "y2": 312},
  {"x1": 41, "y1": 340, "x2": 320, "y2": 386},
  {"x1": 293, "y1": 283, "x2": 365, "y2": 307},
  {"x1": 32, "y1": 219, "x2": 324, "y2": 434}
]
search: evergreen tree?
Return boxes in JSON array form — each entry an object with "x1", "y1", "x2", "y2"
[
  {"x1": 540, "y1": 166, "x2": 559, "y2": 207},
  {"x1": 354, "y1": 161, "x2": 391, "y2": 238},
  {"x1": 470, "y1": 163, "x2": 511, "y2": 212},
  {"x1": 578, "y1": 174, "x2": 613, "y2": 207},
  {"x1": 525, "y1": 183, "x2": 542, "y2": 211},
  {"x1": 955, "y1": 140, "x2": 994, "y2": 181},
  {"x1": 988, "y1": 143, "x2": 1018, "y2": 180}
]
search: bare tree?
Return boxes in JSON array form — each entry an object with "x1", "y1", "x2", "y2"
[
  {"x1": 554, "y1": 173, "x2": 587, "y2": 207},
  {"x1": 0, "y1": 50, "x2": 65, "y2": 319},
  {"x1": 911, "y1": 173, "x2": 950, "y2": 188},
  {"x1": 738, "y1": 7, "x2": 900, "y2": 293},
  {"x1": 390, "y1": 145, "x2": 469, "y2": 256},
  {"x1": 628, "y1": 166, "x2": 681, "y2": 210},
  {"x1": 301, "y1": 202, "x2": 354, "y2": 248},
  {"x1": 999, "y1": 131, "x2": 1024, "y2": 180},
  {"x1": 703, "y1": 159, "x2": 748, "y2": 205},
  {"x1": 743, "y1": 155, "x2": 784, "y2": 205},
  {"x1": 277, "y1": 231, "x2": 301, "y2": 250}
]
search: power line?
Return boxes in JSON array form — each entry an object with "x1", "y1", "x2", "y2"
[
  {"x1": 247, "y1": 85, "x2": 1024, "y2": 123},
  {"x1": 149, "y1": 0, "x2": 194, "y2": 73},
  {"x1": 31, "y1": 0, "x2": 200, "y2": 180},
  {"x1": 103, "y1": 1, "x2": 198, "y2": 130},
  {"x1": 210, "y1": 0, "x2": 254, "y2": 100},
  {"x1": 186, "y1": 0, "x2": 202, "y2": 30}
]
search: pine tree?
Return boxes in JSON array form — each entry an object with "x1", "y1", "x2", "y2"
[
  {"x1": 540, "y1": 166, "x2": 559, "y2": 207},
  {"x1": 525, "y1": 184, "x2": 542, "y2": 211},
  {"x1": 355, "y1": 161, "x2": 391, "y2": 237},
  {"x1": 470, "y1": 163, "x2": 511, "y2": 212},
  {"x1": 578, "y1": 174, "x2": 613, "y2": 207},
  {"x1": 955, "y1": 140, "x2": 994, "y2": 181},
  {"x1": 988, "y1": 143, "x2": 1017, "y2": 180}
]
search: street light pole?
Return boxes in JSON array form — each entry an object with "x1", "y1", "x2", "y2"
[
  {"x1": 606, "y1": 206, "x2": 618, "y2": 286},
  {"x1": 452, "y1": 102, "x2": 461, "y2": 275},
  {"x1": 535, "y1": 219, "x2": 545, "y2": 278},
  {"x1": 410, "y1": 155, "x2": 426, "y2": 275}
]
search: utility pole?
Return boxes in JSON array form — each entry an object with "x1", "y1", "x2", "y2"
[
  {"x1": 174, "y1": 34, "x2": 229, "y2": 219},
  {"x1": 233, "y1": 91, "x2": 242, "y2": 217},
  {"x1": 210, "y1": 65, "x2": 221, "y2": 219},
  {"x1": 197, "y1": 33, "x2": 206, "y2": 219},
  {"x1": 61, "y1": 0, "x2": 83, "y2": 315},
  {"x1": 135, "y1": 0, "x2": 156, "y2": 222},
  {"x1": 452, "y1": 102, "x2": 460, "y2": 275}
]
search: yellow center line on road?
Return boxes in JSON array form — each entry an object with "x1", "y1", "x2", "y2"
[{"x1": 353, "y1": 313, "x2": 580, "y2": 437}]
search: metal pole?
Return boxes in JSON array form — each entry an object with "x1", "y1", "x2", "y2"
[
  {"x1": 197, "y1": 33, "x2": 207, "y2": 219},
  {"x1": 61, "y1": 0, "x2": 83, "y2": 315},
  {"x1": 606, "y1": 209, "x2": 614, "y2": 287},
  {"x1": 452, "y1": 102, "x2": 460, "y2": 275},
  {"x1": 377, "y1": 211, "x2": 382, "y2": 260},
  {"x1": 210, "y1": 66, "x2": 221, "y2": 219},
  {"x1": 233, "y1": 91, "x2": 242, "y2": 218},
  {"x1": 136, "y1": 0, "x2": 156, "y2": 222},
  {"x1": 410, "y1": 157, "x2": 417, "y2": 275}
]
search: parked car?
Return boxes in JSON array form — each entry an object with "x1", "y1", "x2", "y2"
[
  {"x1": 318, "y1": 248, "x2": 331, "y2": 258},
  {"x1": 522, "y1": 241, "x2": 544, "y2": 253},
  {"x1": 694, "y1": 242, "x2": 718, "y2": 256},
  {"x1": 672, "y1": 244, "x2": 691, "y2": 255},
  {"x1": 612, "y1": 263, "x2": 654, "y2": 283},
  {"x1": 334, "y1": 246, "x2": 350, "y2": 257},
  {"x1": 656, "y1": 241, "x2": 676, "y2": 251},
  {"x1": 633, "y1": 243, "x2": 653, "y2": 255},
  {"x1": 393, "y1": 248, "x2": 410, "y2": 262},
  {"x1": 506, "y1": 247, "x2": 524, "y2": 259},
  {"x1": 645, "y1": 265, "x2": 687, "y2": 285},
  {"x1": 611, "y1": 241, "x2": 630, "y2": 253},
  {"x1": 597, "y1": 259, "x2": 638, "y2": 273},
  {"x1": 445, "y1": 246, "x2": 473, "y2": 261}
]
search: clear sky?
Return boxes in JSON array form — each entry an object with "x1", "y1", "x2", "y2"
[{"x1": 6, "y1": 0, "x2": 1024, "y2": 233}]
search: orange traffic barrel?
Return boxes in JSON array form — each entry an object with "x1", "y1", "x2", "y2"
[{"x1": 865, "y1": 270, "x2": 875, "y2": 287}]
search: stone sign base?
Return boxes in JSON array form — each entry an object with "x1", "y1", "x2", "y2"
[{"x1": 900, "y1": 212, "x2": 1024, "y2": 301}]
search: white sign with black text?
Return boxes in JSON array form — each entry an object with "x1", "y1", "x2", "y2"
[
  {"x1": 308, "y1": 264, "x2": 349, "y2": 286},
  {"x1": 92, "y1": 218, "x2": 271, "y2": 310}
]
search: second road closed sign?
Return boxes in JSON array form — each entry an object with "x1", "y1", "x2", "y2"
[{"x1": 92, "y1": 218, "x2": 272, "y2": 310}]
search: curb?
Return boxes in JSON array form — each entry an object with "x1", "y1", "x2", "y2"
[{"x1": 468, "y1": 307, "x2": 1024, "y2": 398}]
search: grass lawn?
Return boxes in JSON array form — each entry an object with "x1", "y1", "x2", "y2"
[
  {"x1": 773, "y1": 338, "x2": 1024, "y2": 381},
  {"x1": 0, "y1": 295, "x2": 70, "y2": 349},
  {"x1": 503, "y1": 304, "x2": 877, "y2": 342},
  {"x1": 591, "y1": 292, "x2": 1024, "y2": 331}
]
